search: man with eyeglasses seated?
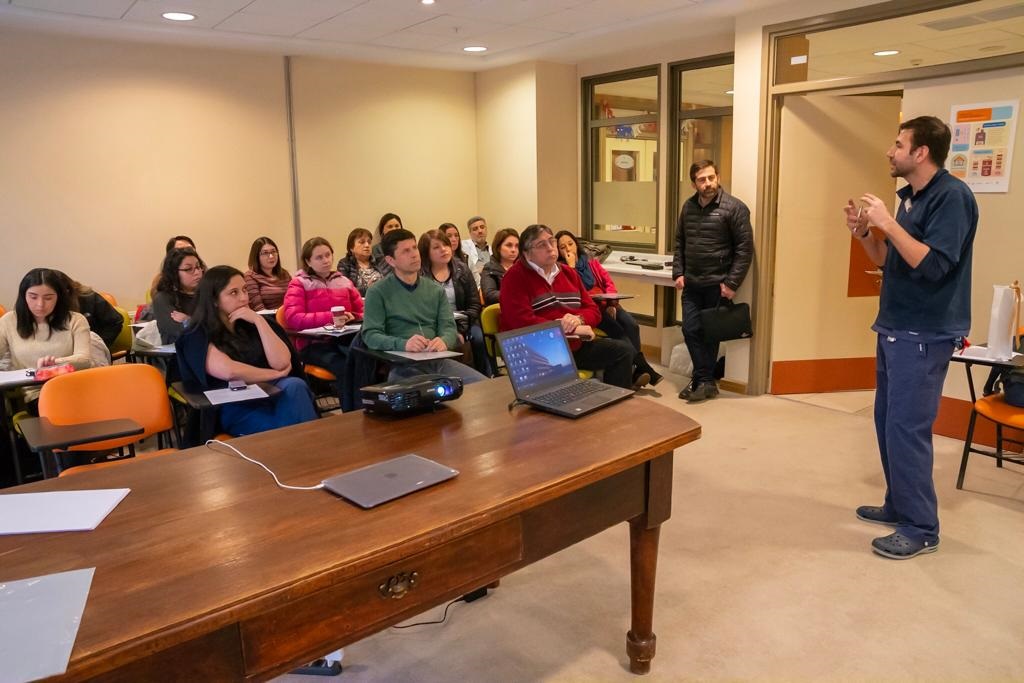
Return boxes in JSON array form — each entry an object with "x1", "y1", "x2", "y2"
[{"x1": 499, "y1": 224, "x2": 635, "y2": 389}]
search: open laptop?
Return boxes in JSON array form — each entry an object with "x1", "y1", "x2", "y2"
[
  {"x1": 497, "y1": 321, "x2": 634, "y2": 418},
  {"x1": 322, "y1": 454, "x2": 458, "y2": 508}
]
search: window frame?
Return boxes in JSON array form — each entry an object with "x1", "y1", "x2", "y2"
[{"x1": 581, "y1": 65, "x2": 661, "y2": 253}]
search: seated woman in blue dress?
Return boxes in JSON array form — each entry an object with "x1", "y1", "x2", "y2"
[{"x1": 176, "y1": 265, "x2": 317, "y2": 437}]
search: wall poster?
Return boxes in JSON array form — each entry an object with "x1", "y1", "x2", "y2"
[{"x1": 948, "y1": 100, "x2": 1018, "y2": 193}]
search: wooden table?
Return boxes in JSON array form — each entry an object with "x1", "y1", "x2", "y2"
[{"x1": 0, "y1": 380, "x2": 700, "y2": 681}]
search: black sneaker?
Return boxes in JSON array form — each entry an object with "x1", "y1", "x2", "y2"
[
  {"x1": 679, "y1": 381, "x2": 718, "y2": 403},
  {"x1": 856, "y1": 505, "x2": 899, "y2": 527},
  {"x1": 678, "y1": 380, "x2": 699, "y2": 400},
  {"x1": 871, "y1": 532, "x2": 939, "y2": 560}
]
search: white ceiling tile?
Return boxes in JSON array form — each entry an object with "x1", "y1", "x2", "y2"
[
  {"x1": 435, "y1": 23, "x2": 566, "y2": 53},
  {"x1": 122, "y1": 0, "x2": 252, "y2": 29},
  {"x1": 910, "y1": 28, "x2": 1019, "y2": 51},
  {"x1": 447, "y1": 0, "x2": 586, "y2": 24},
  {"x1": 12, "y1": 0, "x2": 135, "y2": 19},
  {"x1": 329, "y1": 1, "x2": 432, "y2": 33},
  {"x1": 296, "y1": 16, "x2": 390, "y2": 42},
  {"x1": 215, "y1": 11, "x2": 324, "y2": 37},
  {"x1": 942, "y1": 34, "x2": 1024, "y2": 59},
  {"x1": 368, "y1": 30, "x2": 455, "y2": 49},
  {"x1": 240, "y1": 0, "x2": 362, "y2": 23},
  {"x1": 403, "y1": 13, "x2": 508, "y2": 39}
]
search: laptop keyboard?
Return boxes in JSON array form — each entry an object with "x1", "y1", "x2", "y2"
[{"x1": 536, "y1": 381, "x2": 607, "y2": 405}]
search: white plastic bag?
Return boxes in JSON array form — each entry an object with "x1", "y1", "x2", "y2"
[
  {"x1": 986, "y1": 282, "x2": 1021, "y2": 361},
  {"x1": 132, "y1": 320, "x2": 162, "y2": 350}
]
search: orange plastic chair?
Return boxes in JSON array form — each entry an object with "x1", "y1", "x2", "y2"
[
  {"x1": 0, "y1": 304, "x2": 6, "y2": 316},
  {"x1": 99, "y1": 291, "x2": 118, "y2": 307},
  {"x1": 276, "y1": 307, "x2": 338, "y2": 412},
  {"x1": 38, "y1": 364, "x2": 177, "y2": 474}
]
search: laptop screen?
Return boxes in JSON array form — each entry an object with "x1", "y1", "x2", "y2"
[{"x1": 499, "y1": 322, "x2": 579, "y2": 396}]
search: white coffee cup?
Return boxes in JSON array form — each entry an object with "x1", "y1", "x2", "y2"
[{"x1": 331, "y1": 306, "x2": 346, "y2": 327}]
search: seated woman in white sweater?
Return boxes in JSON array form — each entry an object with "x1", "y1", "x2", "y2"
[{"x1": 0, "y1": 268, "x2": 93, "y2": 411}]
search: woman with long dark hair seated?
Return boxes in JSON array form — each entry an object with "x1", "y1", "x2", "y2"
[
  {"x1": 152, "y1": 246, "x2": 205, "y2": 344},
  {"x1": 555, "y1": 230, "x2": 662, "y2": 388},
  {"x1": 480, "y1": 228, "x2": 519, "y2": 306},
  {"x1": 418, "y1": 228, "x2": 490, "y2": 376},
  {"x1": 176, "y1": 266, "x2": 317, "y2": 436},
  {"x1": 243, "y1": 236, "x2": 291, "y2": 311},
  {"x1": 337, "y1": 228, "x2": 384, "y2": 296},
  {"x1": 440, "y1": 223, "x2": 469, "y2": 265},
  {"x1": 0, "y1": 268, "x2": 93, "y2": 413},
  {"x1": 371, "y1": 213, "x2": 403, "y2": 278}
]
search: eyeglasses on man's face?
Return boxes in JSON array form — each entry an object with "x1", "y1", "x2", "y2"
[{"x1": 530, "y1": 237, "x2": 557, "y2": 251}]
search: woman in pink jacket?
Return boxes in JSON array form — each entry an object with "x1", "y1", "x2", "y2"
[{"x1": 282, "y1": 236, "x2": 364, "y2": 402}]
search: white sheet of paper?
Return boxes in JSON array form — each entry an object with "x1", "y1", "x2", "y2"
[
  {"x1": 956, "y1": 346, "x2": 1022, "y2": 361},
  {"x1": 203, "y1": 384, "x2": 269, "y2": 405},
  {"x1": 0, "y1": 369, "x2": 35, "y2": 387},
  {"x1": 0, "y1": 489, "x2": 130, "y2": 535},
  {"x1": 297, "y1": 324, "x2": 360, "y2": 337},
  {"x1": 0, "y1": 567, "x2": 95, "y2": 682},
  {"x1": 388, "y1": 350, "x2": 463, "y2": 361}
]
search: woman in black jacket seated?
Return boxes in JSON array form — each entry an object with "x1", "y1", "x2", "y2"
[
  {"x1": 176, "y1": 265, "x2": 317, "y2": 437},
  {"x1": 419, "y1": 228, "x2": 491, "y2": 377},
  {"x1": 337, "y1": 228, "x2": 384, "y2": 296},
  {"x1": 480, "y1": 228, "x2": 519, "y2": 306}
]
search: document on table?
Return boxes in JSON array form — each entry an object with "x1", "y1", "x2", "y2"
[
  {"x1": 387, "y1": 350, "x2": 463, "y2": 361},
  {"x1": 298, "y1": 324, "x2": 361, "y2": 337},
  {"x1": 0, "y1": 567, "x2": 95, "y2": 682},
  {"x1": 956, "y1": 346, "x2": 1022, "y2": 361},
  {"x1": 204, "y1": 384, "x2": 269, "y2": 405},
  {"x1": 0, "y1": 488, "x2": 130, "y2": 535},
  {"x1": 0, "y1": 369, "x2": 36, "y2": 387}
]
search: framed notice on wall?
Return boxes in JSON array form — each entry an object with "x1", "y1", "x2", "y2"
[{"x1": 948, "y1": 100, "x2": 1018, "y2": 193}]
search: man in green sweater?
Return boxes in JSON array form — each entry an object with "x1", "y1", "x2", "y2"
[{"x1": 362, "y1": 229, "x2": 487, "y2": 384}]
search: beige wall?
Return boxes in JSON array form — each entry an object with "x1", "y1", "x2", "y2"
[
  {"x1": 290, "y1": 57, "x2": 478, "y2": 258},
  {"x1": 772, "y1": 93, "x2": 899, "y2": 361},
  {"x1": 0, "y1": 28, "x2": 293, "y2": 310},
  {"x1": 475, "y1": 62, "x2": 539, "y2": 232},
  {"x1": 535, "y1": 61, "x2": 579, "y2": 231},
  {"x1": 902, "y1": 66, "x2": 1024, "y2": 402}
]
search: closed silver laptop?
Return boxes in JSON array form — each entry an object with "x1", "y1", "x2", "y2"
[{"x1": 322, "y1": 454, "x2": 458, "y2": 508}]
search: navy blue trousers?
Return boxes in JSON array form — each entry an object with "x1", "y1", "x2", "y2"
[
  {"x1": 873, "y1": 334, "x2": 953, "y2": 541},
  {"x1": 682, "y1": 284, "x2": 723, "y2": 384},
  {"x1": 219, "y1": 376, "x2": 318, "y2": 437}
]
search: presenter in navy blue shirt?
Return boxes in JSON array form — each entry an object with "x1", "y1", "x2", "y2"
[{"x1": 844, "y1": 115, "x2": 978, "y2": 560}]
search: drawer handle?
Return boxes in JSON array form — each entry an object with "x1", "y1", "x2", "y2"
[{"x1": 378, "y1": 571, "x2": 419, "y2": 600}]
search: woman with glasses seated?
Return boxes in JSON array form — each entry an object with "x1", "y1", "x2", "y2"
[
  {"x1": 243, "y1": 237, "x2": 291, "y2": 311},
  {"x1": 176, "y1": 265, "x2": 316, "y2": 436},
  {"x1": 336, "y1": 228, "x2": 384, "y2": 296},
  {"x1": 555, "y1": 230, "x2": 661, "y2": 387},
  {"x1": 283, "y1": 237, "x2": 364, "y2": 403},
  {"x1": 152, "y1": 247, "x2": 205, "y2": 344}
]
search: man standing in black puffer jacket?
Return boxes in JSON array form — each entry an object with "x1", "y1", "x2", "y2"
[{"x1": 672, "y1": 160, "x2": 754, "y2": 402}]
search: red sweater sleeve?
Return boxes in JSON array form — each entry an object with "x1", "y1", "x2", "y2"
[
  {"x1": 498, "y1": 262, "x2": 545, "y2": 331},
  {"x1": 590, "y1": 259, "x2": 617, "y2": 294}
]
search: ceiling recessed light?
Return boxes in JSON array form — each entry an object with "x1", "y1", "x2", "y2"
[
  {"x1": 873, "y1": 49, "x2": 900, "y2": 57},
  {"x1": 725, "y1": 90, "x2": 734, "y2": 95},
  {"x1": 463, "y1": 46, "x2": 487, "y2": 52},
  {"x1": 421, "y1": 0, "x2": 435, "y2": 4},
  {"x1": 162, "y1": 12, "x2": 196, "y2": 21}
]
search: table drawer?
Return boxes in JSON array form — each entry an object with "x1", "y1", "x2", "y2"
[{"x1": 241, "y1": 517, "x2": 523, "y2": 675}]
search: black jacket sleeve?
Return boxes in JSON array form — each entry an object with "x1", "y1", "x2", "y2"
[
  {"x1": 80, "y1": 292, "x2": 125, "y2": 347},
  {"x1": 724, "y1": 202, "x2": 754, "y2": 291},
  {"x1": 671, "y1": 206, "x2": 686, "y2": 281}
]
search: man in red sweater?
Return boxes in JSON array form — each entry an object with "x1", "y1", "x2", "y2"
[{"x1": 499, "y1": 224, "x2": 636, "y2": 388}]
